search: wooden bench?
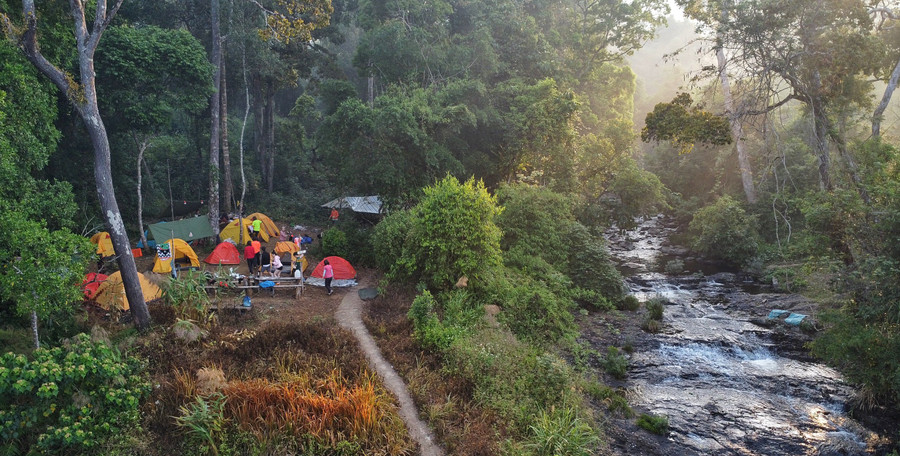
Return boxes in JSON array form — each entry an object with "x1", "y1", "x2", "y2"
[{"x1": 251, "y1": 275, "x2": 305, "y2": 299}]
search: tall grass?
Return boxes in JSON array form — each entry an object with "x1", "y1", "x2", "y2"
[{"x1": 222, "y1": 370, "x2": 411, "y2": 455}]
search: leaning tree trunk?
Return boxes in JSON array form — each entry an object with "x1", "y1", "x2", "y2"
[
  {"x1": 716, "y1": 23, "x2": 757, "y2": 203},
  {"x1": 19, "y1": 0, "x2": 150, "y2": 331},
  {"x1": 208, "y1": 0, "x2": 222, "y2": 235},
  {"x1": 873, "y1": 58, "x2": 900, "y2": 138},
  {"x1": 221, "y1": 56, "x2": 234, "y2": 215}
]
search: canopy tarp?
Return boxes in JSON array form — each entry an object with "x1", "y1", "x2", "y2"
[
  {"x1": 219, "y1": 218, "x2": 269, "y2": 244},
  {"x1": 94, "y1": 271, "x2": 162, "y2": 311},
  {"x1": 321, "y1": 196, "x2": 383, "y2": 214},
  {"x1": 245, "y1": 212, "x2": 280, "y2": 237},
  {"x1": 89, "y1": 232, "x2": 115, "y2": 257},
  {"x1": 148, "y1": 215, "x2": 215, "y2": 244},
  {"x1": 152, "y1": 238, "x2": 200, "y2": 274},
  {"x1": 204, "y1": 242, "x2": 242, "y2": 265}
]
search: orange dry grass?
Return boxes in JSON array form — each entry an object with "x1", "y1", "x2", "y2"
[{"x1": 223, "y1": 370, "x2": 411, "y2": 455}]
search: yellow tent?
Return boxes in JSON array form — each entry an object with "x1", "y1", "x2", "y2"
[
  {"x1": 246, "y1": 212, "x2": 280, "y2": 237},
  {"x1": 152, "y1": 238, "x2": 200, "y2": 274},
  {"x1": 90, "y1": 231, "x2": 115, "y2": 257},
  {"x1": 219, "y1": 218, "x2": 270, "y2": 244},
  {"x1": 94, "y1": 271, "x2": 162, "y2": 311},
  {"x1": 274, "y1": 241, "x2": 299, "y2": 255}
]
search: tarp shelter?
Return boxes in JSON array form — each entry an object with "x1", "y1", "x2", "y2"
[
  {"x1": 90, "y1": 232, "x2": 115, "y2": 257},
  {"x1": 148, "y1": 215, "x2": 216, "y2": 245},
  {"x1": 274, "y1": 241, "x2": 300, "y2": 255},
  {"x1": 219, "y1": 218, "x2": 270, "y2": 244},
  {"x1": 310, "y1": 256, "x2": 357, "y2": 280},
  {"x1": 94, "y1": 271, "x2": 162, "y2": 311},
  {"x1": 152, "y1": 238, "x2": 200, "y2": 274},
  {"x1": 245, "y1": 212, "x2": 280, "y2": 237},
  {"x1": 81, "y1": 272, "x2": 108, "y2": 299},
  {"x1": 204, "y1": 242, "x2": 241, "y2": 265},
  {"x1": 321, "y1": 196, "x2": 383, "y2": 214}
]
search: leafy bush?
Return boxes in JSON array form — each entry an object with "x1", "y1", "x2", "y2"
[
  {"x1": 495, "y1": 183, "x2": 574, "y2": 268},
  {"x1": 618, "y1": 295, "x2": 641, "y2": 311},
  {"x1": 641, "y1": 318, "x2": 661, "y2": 333},
  {"x1": 603, "y1": 346, "x2": 628, "y2": 380},
  {"x1": 583, "y1": 381, "x2": 633, "y2": 417},
  {"x1": 0, "y1": 333, "x2": 150, "y2": 453},
  {"x1": 389, "y1": 175, "x2": 503, "y2": 289},
  {"x1": 371, "y1": 210, "x2": 414, "y2": 272},
  {"x1": 175, "y1": 393, "x2": 227, "y2": 456},
  {"x1": 689, "y1": 195, "x2": 759, "y2": 266},
  {"x1": 320, "y1": 228, "x2": 350, "y2": 259},
  {"x1": 645, "y1": 297, "x2": 665, "y2": 321},
  {"x1": 525, "y1": 407, "x2": 599, "y2": 456},
  {"x1": 164, "y1": 270, "x2": 212, "y2": 325},
  {"x1": 636, "y1": 413, "x2": 669, "y2": 435},
  {"x1": 566, "y1": 223, "x2": 625, "y2": 300}
]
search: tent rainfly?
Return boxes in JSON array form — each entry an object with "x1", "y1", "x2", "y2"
[
  {"x1": 148, "y1": 215, "x2": 216, "y2": 244},
  {"x1": 321, "y1": 196, "x2": 383, "y2": 214}
]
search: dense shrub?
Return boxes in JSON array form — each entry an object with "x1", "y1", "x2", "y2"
[
  {"x1": 566, "y1": 223, "x2": 625, "y2": 300},
  {"x1": 689, "y1": 195, "x2": 759, "y2": 266},
  {"x1": 0, "y1": 333, "x2": 150, "y2": 454},
  {"x1": 525, "y1": 407, "x2": 599, "y2": 456},
  {"x1": 384, "y1": 175, "x2": 503, "y2": 289},
  {"x1": 495, "y1": 183, "x2": 574, "y2": 268},
  {"x1": 636, "y1": 413, "x2": 669, "y2": 435},
  {"x1": 645, "y1": 297, "x2": 665, "y2": 321},
  {"x1": 371, "y1": 210, "x2": 413, "y2": 272},
  {"x1": 603, "y1": 346, "x2": 628, "y2": 379},
  {"x1": 320, "y1": 227, "x2": 350, "y2": 259}
]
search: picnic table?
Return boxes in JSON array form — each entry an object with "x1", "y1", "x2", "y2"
[{"x1": 250, "y1": 275, "x2": 305, "y2": 299}]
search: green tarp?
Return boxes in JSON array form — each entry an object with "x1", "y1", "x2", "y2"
[{"x1": 148, "y1": 215, "x2": 215, "y2": 243}]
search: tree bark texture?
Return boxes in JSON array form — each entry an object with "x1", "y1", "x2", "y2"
[
  {"x1": 717, "y1": 42, "x2": 757, "y2": 203},
  {"x1": 31, "y1": 310, "x2": 39, "y2": 350},
  {"x1": 873, "y1": 58, "x2": 900, "y2": 138},
  {"x1": 136, "y1": 139, "x2": 150, "y2": 252},
  {"x1": 221, "y1": 56, "x2": 234, "y2": 215},
  {"x1": 208, "y1": 0, "x2": 222, "y2": 235},
  {"x1": 254, "y1": 84, "x2": 266, "y2": 189},
  {"x1": 19, "y1": 0, "x2": 151, "y2": 331}
]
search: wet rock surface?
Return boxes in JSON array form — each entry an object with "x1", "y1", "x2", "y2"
[{"x1": 590, "y1": 216, "x2": 886, "y2": 455}]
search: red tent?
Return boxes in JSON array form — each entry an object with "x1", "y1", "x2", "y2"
[
  {"x1": 204, "y1": 242, "x2": 242, "y2": 265},
  {"x1": 310, "y1": 256, "x2": 357, "y2": 280},
  {"x1": 81, "y1": 272, "x2": 108, "y2": 299}
]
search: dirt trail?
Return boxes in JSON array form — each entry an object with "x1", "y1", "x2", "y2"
[{"x1": 335, "y1": 283, "x2": 444, "y2": 456}]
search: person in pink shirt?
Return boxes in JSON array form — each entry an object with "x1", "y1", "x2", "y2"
[{"x1": 323, "y1": 259, "x2": 334, "y2": 295}]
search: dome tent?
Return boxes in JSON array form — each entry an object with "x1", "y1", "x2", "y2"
[
  {"x1": 152, "y1": 238, "x2": 200, "y2": 274},
  {"x1": 306, "y1": 256, "x2": 357, "y2": 288},
  {"x1": 89, "y1": 231, "x2": 115, "y2": 257},
  {"x1": 219, "y1": 218, "x2": 270, "y2": 244},
  {"x1": 245, "y1": 212, "x2": 280, "y2": 237},
  {"x1": 204, "y1": 241, "x2": 241, "y2": 265},
  {"x1": 94, "y1": 271, "x2": 162, "y2": 311}
]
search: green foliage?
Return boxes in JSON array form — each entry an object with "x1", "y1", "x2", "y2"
[
  {"x1": 164, "y1": 271, "x2": 211, "y2": 324},
  {"x1": 689, "y1": 195, "x2": 759, "y2": 266},
  {"x1": 0, "y1": 333, "x2": 150, "y2": 453},
  {"x1": 619, "y1": 295, "x2": 641, "y2": 312},
  {"x1": 641, "y1": 93, "x2": 732, "y2": 153},
  {"x1": 645, "y1": 297, "x2": 665, "y2": 321},
  {"x1": 583, "y1": 381, "x2": 633, "y2": 417},
  {"x1": 488, "y1": 271, "x2": 578, "y2": 345},
  {"x1": 371, "y1": 210, "x2": 414, "y2": 272},
  {"x1": 495, "y1": 183, "x2": 574, "y2": 267},
  {"x1": 603, "y1": 346, "x2": 628, "y2": 380},
  {"x1": 320, "y1": 228, "x2": 350, "y2": 259},
  {"x1": 604, "y1": 161, "x2": 670, "y2": 229},
  {"x1": 0, "y1": 211, "x2": 91, "y2": 331},
  {"x1": 175, "y1": 393, "x2": 228, "y2": 456},
  {"x1": 525, "y1": 407, "x2": 599, "y2": 456},
  {"x1": 389, "y1": 175, "x2": 503, "y2": 290},
  {"x1": 566, "y1": 223, "x2": 626, "y2": 300},
  {"x1": 635, "y1": 413, "x2": 669, "y2": 435}
]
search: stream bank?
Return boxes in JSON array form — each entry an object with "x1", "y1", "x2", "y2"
[{"x1": 584, "y1": 215, "x2": 890, "y2": 455}]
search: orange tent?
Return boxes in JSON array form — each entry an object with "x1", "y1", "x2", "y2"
[
  {"x1": 204, "y1": 242, "x2": 241, "y2": 265},
  {"x1": 274, "y1": 241, "x2": 299, "y2": 255},
  {"x1": 152, "y1": 239, "x2": 200, "y2": 274},
  {"x1": 94, "y1": 271, "x2": 162, "y2": 311},
  {"x1": 89, "y1": 232, "x2": 115, "y2": 257},
  {"x1": 310, "y1": 256, "x2": 356, "y2": 280}
]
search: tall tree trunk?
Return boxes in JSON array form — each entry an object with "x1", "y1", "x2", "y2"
[
  {"x1": 208, "y1": 0, "x2": 222, "y2": 235},
  {"x1": 19, "y1": 0, "x2": 150, "y2": 331},
  {"x1": 31, "y1": 310, "x2": 39, "y2": 350},
  {"x1": 810, "y1": 70, "x2": 832, "y2": 191},
  {"x1": 367, "y1": 74, "x2": 374, "y2": 107},
  {"x1": 266, "y1": 82, "x2": 276, "y2": 193},
  {"x1": 239, "y1": 51, "x2": 251, "y2": 244},
  {"x1": 221, "y1": 56, "x2": 234, "y2": 215},
  {"x1": 717, "y1": 41, "x2": 757, "y2": 203},
  {"x1": 135, "y1": 137, "x2": 151, "y2": 252},
  {"x1": 873, "y1": 58, "x2": 900, "y2": 138}
]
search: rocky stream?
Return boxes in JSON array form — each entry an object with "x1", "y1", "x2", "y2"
[{"x1": 591, "y1": 215, "x2": 890, "y2": 455}]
